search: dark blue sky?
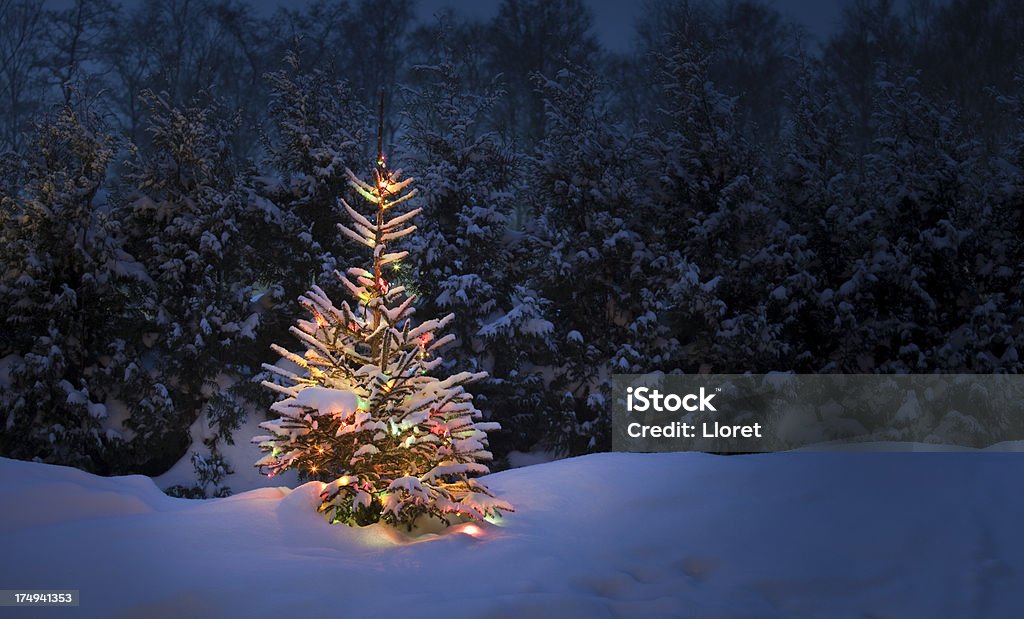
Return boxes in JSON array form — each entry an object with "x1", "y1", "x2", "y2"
[
  {"x1": 241, "y1": 0, "x2": 847, "y2": 52},
  {"x1": 412, "y1": 0, "x2": 845, "y2": 51},
  {"x1": 48, "y1": 0, "x2": 847, "y2": 52}
]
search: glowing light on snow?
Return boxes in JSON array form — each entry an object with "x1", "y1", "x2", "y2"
[{"x1": 461, "y1": 524, "x2": 483, "y2": 538}]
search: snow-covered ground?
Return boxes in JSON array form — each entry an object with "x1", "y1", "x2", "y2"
[{"x1": 2, "y1": 449, "x2": 1022, "y2": 618}]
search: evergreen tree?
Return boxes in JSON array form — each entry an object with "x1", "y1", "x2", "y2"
[
  {"x1": 122, "y1": 92, "x2": 290, "y2": 475},
  {"x1": 855, "y1": 72, "x2": 1008, "y2": 374},
  {"x1": 254, "y1": 156, "x2": 512, "y2": 528},
  {"x1": 0, "y1": 105, "x2": 167, "y2": 473},
  {"x1": 650, "y1": 41, "x2": 801, "y2": 373},
  {"x1": 528, "y1": 63, "x2": 706, "y2": 453},
  {"x1": 261, "y1": 51, "x2": 371, "y2": 293},
  {"x1": 400, "y1": 58, "x2": 548, "y2": 462},
  {"x1": 775, "y1": 59, "x2": 858, "y2": 371}
]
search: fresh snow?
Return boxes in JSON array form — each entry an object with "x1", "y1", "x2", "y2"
[
  {"x1": 3, "y1": 448, "x2": 1023, "y2": 617},
  {"x1": 269, "y1": 386, "x2": 359, "y2": 418}
]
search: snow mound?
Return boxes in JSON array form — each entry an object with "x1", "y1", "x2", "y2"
[
  {"x1": 0, "y1": 457, "x2": 178, "y2": 530},
  {"x1": 2, "y1": 450, "x2": 1023, "y2": 617}
]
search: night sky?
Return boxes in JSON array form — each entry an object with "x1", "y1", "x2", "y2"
[
  {"x1": 44, "y1": 0, "x2": 849, "y2": 51},
  {"x1": 412, "y1": 0, "x2": 845, "y2": 50},
  {"x1": 244, "y1": 0, "x2": 848, "y2": 51}
]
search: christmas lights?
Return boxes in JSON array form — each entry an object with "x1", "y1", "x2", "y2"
[{"x1": 253, "y1": 149, "x2": 512, "y2": 528}]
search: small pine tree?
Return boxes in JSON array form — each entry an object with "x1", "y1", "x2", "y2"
[{"x1": 253, "y1": 156, "x2": 512, "y2": 528}]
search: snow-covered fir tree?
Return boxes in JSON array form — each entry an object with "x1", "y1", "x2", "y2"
[
  {"x1": 649, "y1": 41, "x2": 803, "y2": 373},
  {"x1": 0, "y1": 105, "x2": 169, "y2": 473},
  {"x1": 529, "y1": 63, "x2": 705, "y2": 453},
  {"x1": 857, "y1": 72, "x2": 999, "y2": 374},
  {"x1": 990, "y1": 72, "x2": 1024, "y2": 372},
  {"x1": 400, "y1": 57, "x2": 553, "y2": 461},
  {"x1": 774, "y1": 58, "x2": 858, "y2": 372},
  {"x1": 400, "y1": 60, "x2": 509, "y2": 361},
  {"x1": 261, "y1": 51, "x2": 372, "y2": 287},
  {"x1": 254, "y1": 157, "x2": 512, "y2": 528},
  {"x1": 122, "y1": 92, "x2": 297, "y2": 479}
]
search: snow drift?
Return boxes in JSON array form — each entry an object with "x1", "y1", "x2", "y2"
[{"x1": 2, "y1": 449, "x2": 1022, "y2": 618}]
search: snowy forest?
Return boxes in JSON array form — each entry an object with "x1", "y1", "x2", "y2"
[{"x1": 1, "y1": 0, "x2": 1022, "y2": 496}]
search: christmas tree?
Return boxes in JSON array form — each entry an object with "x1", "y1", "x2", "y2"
[{"x1": 252, "y1": 150, "x2": 512, "y2": 528}]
